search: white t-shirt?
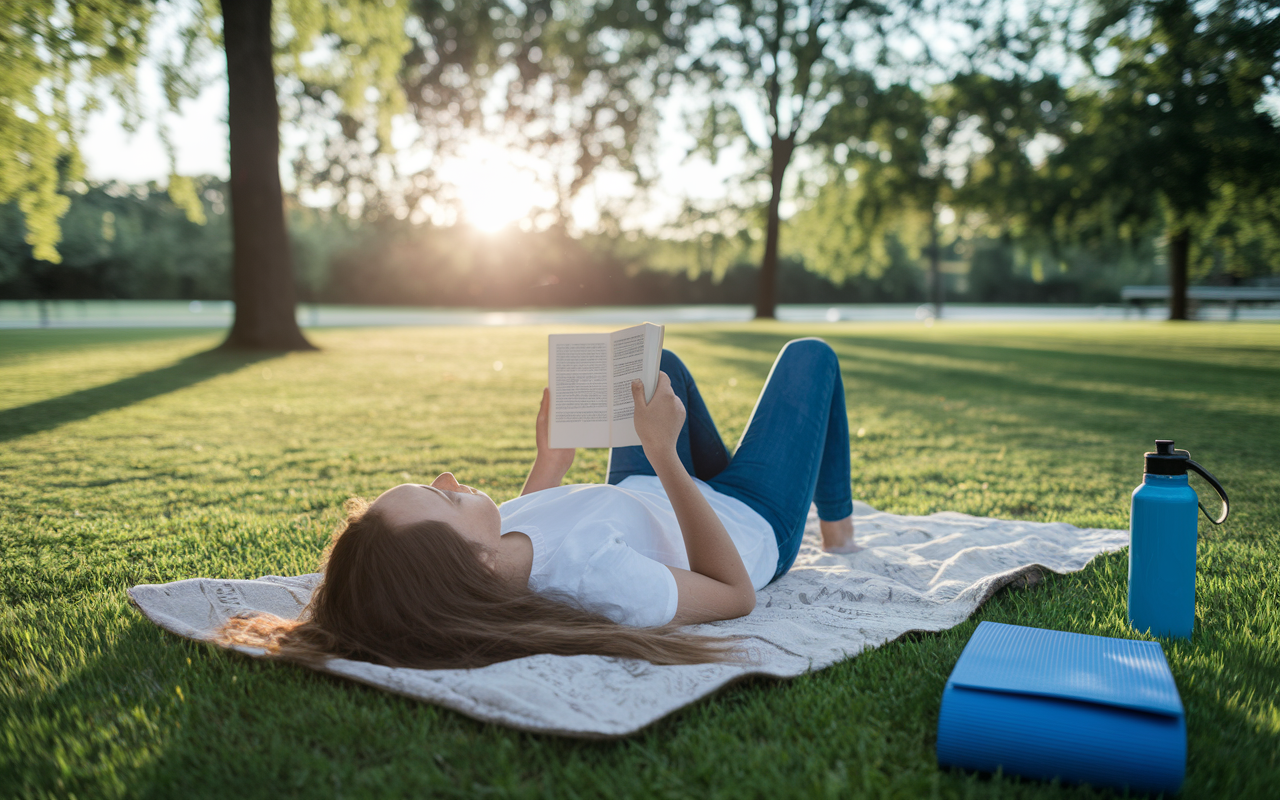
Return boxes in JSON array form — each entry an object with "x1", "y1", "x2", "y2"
[{"x1": 497, "y1": 475, "x2": 777, "y2": 628}]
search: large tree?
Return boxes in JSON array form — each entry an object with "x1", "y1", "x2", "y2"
[
  {"x1": 3, "y1": 0, "x2": 420, "y2": 348},
  {"x1": 223, "y1": 0, "x2": 415, "y2": 348},
  {"x1": 220, "y1": 0, "x2": 312, "y2": 349},
  {"x1": 681, "y1": 0, "x2": 900, "y2": 319},
  {"x1": 1047, "y1": 0, "x2": 1280, "y2": 319}
]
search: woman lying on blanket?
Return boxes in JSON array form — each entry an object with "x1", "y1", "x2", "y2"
[{"x1": 222, "y1": 339, "x2": 858, "y2": 668}]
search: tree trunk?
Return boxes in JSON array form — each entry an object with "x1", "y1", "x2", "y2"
[
  {"x1": 755, "y1": 135, "x2": 795, "y2": 320},
  {"x1": 929, "y1": 211, "x2": 943, "y2": 319},
  {"x1": 1168, "y1": 227, "x2": 1190, "y2": 321},
  {"x1": 220, "y1": 0, "x2": 314, "y2": 350}
]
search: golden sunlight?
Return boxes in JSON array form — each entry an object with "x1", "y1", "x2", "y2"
[{"x1": 451, "y1": 145, "x2": 547, "y2": 233}]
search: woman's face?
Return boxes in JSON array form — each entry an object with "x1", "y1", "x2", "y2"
[{"x1": 369, "y1": 473, "x2": 503, "y2": 551}]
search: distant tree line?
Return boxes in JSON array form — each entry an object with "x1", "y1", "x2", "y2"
[
  {"x1": 0, "y1": 177, "x2": 921, "y2": 305},
  {"x1": 1, "y1": 176, "x2": 1180, "y2": 307}
]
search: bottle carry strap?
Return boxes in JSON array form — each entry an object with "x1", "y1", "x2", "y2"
[{"x1": 1188, "y1": 460, "x2": 1230, "y2": 524}]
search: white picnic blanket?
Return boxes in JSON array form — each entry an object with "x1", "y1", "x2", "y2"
[{"x1": 127, "y1": 502, "x2": 1127, "y2": 738}]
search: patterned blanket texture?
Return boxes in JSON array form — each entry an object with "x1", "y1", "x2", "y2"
[{"x1": 127, "y1": 502, "x2": 1127, "y2": 738}]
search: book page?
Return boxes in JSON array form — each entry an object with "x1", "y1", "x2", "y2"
[
  {"x1": 548, "y1": 334, "x2": 611, "y2": 449},
  {"x1": 640, "y1": 323, "x2": 665, "y2": 402},
  {"x1": 608, "y1": 323, "x2": 663, "y2": 448}
]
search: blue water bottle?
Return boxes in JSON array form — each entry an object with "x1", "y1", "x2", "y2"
[{"x1": 1128, "y1": 440, "x2": 1229, "y2": 639}]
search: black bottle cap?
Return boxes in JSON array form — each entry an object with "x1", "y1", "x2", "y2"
[
  {"x1": 1142, "y1": 440, "x2": 1231, "y2": 524},
  {"x1": 1145, "y1": 439, "x2": 1190, "y2": 475}
]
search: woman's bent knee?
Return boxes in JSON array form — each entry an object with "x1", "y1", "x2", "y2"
[
  {"x1": 780, "y1": 338, "x2": 837, "y2": 366},
  {"x1": 659, "y1": 349, "x2": 687, "y2": 373}
]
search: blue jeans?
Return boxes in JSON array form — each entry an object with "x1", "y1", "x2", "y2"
[{"x1": 607, "y1": 339, "x2": 853, "y2": 580}]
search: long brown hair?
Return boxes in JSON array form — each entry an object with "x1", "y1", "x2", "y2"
[{"x1": 218, "y1": 498, "x2": 741, "y2": 668}]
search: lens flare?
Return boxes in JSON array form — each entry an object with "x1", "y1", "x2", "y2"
[{"x1": 451, "y1": 145, "x2": 546, "y2": 233}]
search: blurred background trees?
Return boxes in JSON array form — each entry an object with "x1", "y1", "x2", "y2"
[
  {"x1": 1, "y1": 0, "x2": 1277, "y2": 319},
  {"x1": 1042, "y1": 0, "x2": 1280, "y2": 319},
  {"x1": 677, "y1": 0, "x2": 904, "y2": 318},
  {"x1": 0, "y1": 2, "x2": 169, "y2": 265}
]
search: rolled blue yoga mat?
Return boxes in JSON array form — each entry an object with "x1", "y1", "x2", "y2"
[{"x1": 936, "y1": 622, "x2": 1185, "y2": 794}]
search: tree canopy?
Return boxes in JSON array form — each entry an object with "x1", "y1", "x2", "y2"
[
  {"x1": 1, "y1": 2, "x2": 155, "y2": 263},
  {"x1": 676, "y1": 0, "x2": 908, "y2": 317},
  {"x1": 1034, "y1": 0, "x2": 1280, "y2": 317},
  {"x1": 3, "y1": 0, "x2": 1278, "y2": 324}
]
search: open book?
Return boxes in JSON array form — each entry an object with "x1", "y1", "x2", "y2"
[{"x1": 548, "y1": 322, "x2": 665, "y2": 448}]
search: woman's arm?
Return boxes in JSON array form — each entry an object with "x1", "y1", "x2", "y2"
[
  {"x1": 630, "y1": 376, "x2": 756, "y2": 625},
  {"x1": 521, "y1": 387, "x2": 576, "y2": 496}
]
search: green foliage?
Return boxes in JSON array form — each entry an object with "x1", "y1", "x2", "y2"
[
  {"x1": 800, "y1": 80, "x2": 941, "y2": 280},
  {"x1": 1, "y1": 323, "x2": 1278, "y2": 796},
  {"x1": 964, "y1": 235, "x2": 1160, "y2": 303},
  {"x1": 639, "y1": 201, "x2": 764, "y2": 281},
  {"x1": 278, "y1": 0, "x2": 420, "y2": 218},
  {"x1": 942, "y1": 72, "x2": 1071, "y2": 239},
  {"x1": 788, "y1": 176, "x2": 919, "y2": 282},
  {"x1": 682, "y1": 0, "x2": 899, "y2": 161},
  {"x1": 0, "y1": 1, "x2": 154, "y2": 263},
  {"x1": 163, "y1": 173, "x2": 207, "y2": 226},
  {"x1": 314, "y1": 223, "x2": 921, "y2": 306},
  {"x1": 1041, "y1": 0, "x2": 1280, "y2": 262},
  {"x1": 790, "y1": 0, "x2": 1280, "y2": 289},
  {"x1": 0, "y1": 179, "x2": 230, "y2": 300},
  {"x1": 0, "y1": 177, "x2": 927, "y2": 305},
  {"x1": 7, "y1": 0, "x2": 1277, "y2": 297},
  {"x1": 153, "y1": 0, "x2": 219, "y2": 223},
  {"x1": 674, "y1": 0, "x2": 906, "y2": 311},
  {"x1": 3, "y1": 0, "x2": 422, "y2": 260},
  {"x1": 1196, "y1": 182, "x2": 1280, "y2": 281},
  {"x1": 0, "y1": 0, "x2": 222, "y2": 259},
  {"x1": 280, "y1": 0, "x2": 411, "y2": 149},
  {"x1": 794, "y1": 70, "x2": 1071, "y2": 284}
]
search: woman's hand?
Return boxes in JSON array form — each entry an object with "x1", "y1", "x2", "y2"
[
  {"x1": 535, "y1": 387, "x2": 575, "y2": 473},
  {"x1": 522, "y1": 387, "x2": 574, "y2": 495},
  {"x1": 631, "y1": 372, "x2": 685, "y2": 457}
]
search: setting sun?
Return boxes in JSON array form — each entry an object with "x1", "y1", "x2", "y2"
[{"x1": 450, "y1": 144, "x2": 549, "y2": 233}]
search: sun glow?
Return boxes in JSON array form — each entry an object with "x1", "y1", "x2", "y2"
[{"x1": 450, "y1": 145, "x2": 548, "y2": 233}]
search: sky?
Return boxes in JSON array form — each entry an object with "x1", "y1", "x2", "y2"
[
  {"x1": 76, "y1": 42, "x2": 752, "y2": 236},
  {"x1": 70, "y1": 0, "x2": 1280, "y2": 237},
  {"x1": 79, "y1": 3, "x2": 1280, "y2": 239},
  {"x1": 79, "y1": 63, "x2": 229, "y2": 184},
  {"x1": 68, "y1": 1, "x2": 1028, "y2": 234}
]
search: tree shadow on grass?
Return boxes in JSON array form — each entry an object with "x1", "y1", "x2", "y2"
[
  {"x1": 698, "y1": 328, "x2": 1280, "y2": 388},
  {"x1": 0, "y1": 348, "x2": 272, "y2": 443},
  {"x1": 20, "y1": 610, "x2": 507, "y2": 797},
  {"x1": 694, "y1": 329, "x2": 1280, "y2": 439}
]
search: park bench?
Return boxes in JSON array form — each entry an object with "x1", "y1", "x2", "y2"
[{"x1": 1121, "y1": 285, "x2": 1280, "y2": 319}]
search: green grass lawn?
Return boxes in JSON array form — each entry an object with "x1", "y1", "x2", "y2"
[{"x1": 2, "y1": 322, "x2": 1277, "y2": 798}]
